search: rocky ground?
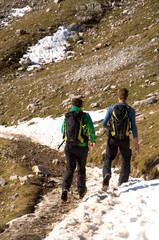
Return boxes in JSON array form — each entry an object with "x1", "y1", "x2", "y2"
[
  {"x1": 0, "y1": 136, "x2": 82, "y2": 240},
  {"x1": 0, "y1": 0, "x2": 52, "y2": 28}
]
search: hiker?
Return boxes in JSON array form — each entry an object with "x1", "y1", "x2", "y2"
[
  {"x1": 102, "y1": 88, "x2": 139, "y2": 190},
  {"x1": 61, "y1": 98, "x2": 96, "y2": 201}
]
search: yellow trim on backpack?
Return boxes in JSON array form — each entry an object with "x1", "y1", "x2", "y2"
[
  {"x1": 111, "y1": 117, "x2": 116, "y2": 136},
  {"x1": 64, "y1": 121, "x2": 67, "y2": 141},
  {"x1": 125, "y1": 117, "x2": 130, "y2": 136},
  {"x1": 77, "y1": 120, "x2": 84, "y2": 143},
  {"x1": 113, "y1": 110, "x2": 127, "y2": 121},
  {"x1": 111, "y1": 106, "x2": 130, "y2": 137}
]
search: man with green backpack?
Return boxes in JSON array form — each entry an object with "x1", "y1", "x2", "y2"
[
  {"x1": 61, "y1": 98, "x2": 96, "y2": 201},
  {"x1": 102, "y1": 88, "x2": 139, "y2": 190}
]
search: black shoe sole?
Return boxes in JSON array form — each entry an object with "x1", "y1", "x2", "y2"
[
  {"x1": 118, "y1": 180, "x2": 128, "y2": 186},
  {"x1": 102, "y1": 185, "x2": 109, "y2": 192},
  {"x1": 61, "y1": 190, "x2": 68, "y2": 202},
  {"x1": 79, "y1": 187, "x2": 87, "y2": 199},
  {"x1": 102, "y1": 174, "x2": 111, "y2": 191}
]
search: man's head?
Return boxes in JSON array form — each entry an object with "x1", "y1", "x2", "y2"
[
  {"x1": 72, "y1": 98, "x2": 83, "y2": 108},
  {"x1": 117, "y1": 88, "x2": 129, "y2": 102}
]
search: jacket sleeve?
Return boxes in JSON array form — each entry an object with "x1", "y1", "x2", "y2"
[
  {"x1": 61, "y1": 119, "x2": 65, "y2": 135},
  {"x1": 129, "y1": 107, "x2": 138, "y2": 138},
  {"x1": 84, "y1": 113, "x2": 96, "y2": 142},
  {"x1": 102, "y1": 106, "x2": 113, "y2": 128}
]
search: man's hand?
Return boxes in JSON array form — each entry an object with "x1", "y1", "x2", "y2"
[
  {"x1": 89, "y1": 142, "x2": 96, "y2": 151},
  {"x1": 134, "y1": 138, "x2": 139, "y2": 154},
  {"x1": 135, "y1": 143, "x2": 139, "y2": 154}
]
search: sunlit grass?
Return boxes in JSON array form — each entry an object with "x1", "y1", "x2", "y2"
[{"x1": 0, "y1": 139, "x2": 40, "y2": 231}]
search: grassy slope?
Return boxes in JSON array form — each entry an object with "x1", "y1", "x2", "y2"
[
  {"x1": 0, "y1": 0, "x2": 158, "y2": 171},
  {"x1": 0, "y1": 139, "x2": 41, "y2": 231}
]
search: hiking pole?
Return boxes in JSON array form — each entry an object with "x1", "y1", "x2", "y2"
[
  {"x1": 58, "y1": 140, "x2": 65, "y2": 149},
  {"x1": 96, "y1": 129, "x2": 107, "y2": 139}
]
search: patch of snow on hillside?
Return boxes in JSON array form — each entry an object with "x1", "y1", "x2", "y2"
[
  {"x1": 11, "y1": 6, "x2": 32, "y2": 17},
  {"x1": 1, "y1": 6, "x2": 32, "y2": 27},
  {"x1": 20, "y1": 26, "x2": 73, "y2": 70}
]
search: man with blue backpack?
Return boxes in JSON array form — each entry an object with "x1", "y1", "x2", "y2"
[
  {"x1": 102, "y1": 88, "x2": 139, "y2": 190},
  {"x1": 61, "y1": 98, "x2": 96, "y2": 201}
]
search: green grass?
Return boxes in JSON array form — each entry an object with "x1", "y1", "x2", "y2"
[
  {"x1": 133, "y1": 102, "x2": 159, "y2": 178},
  {"x1": 0, "y1": 139, "x2": 41, "y2": 231}
]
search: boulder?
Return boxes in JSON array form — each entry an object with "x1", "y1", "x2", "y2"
[
  {"x1": 16, "y1": 29, "x2": 27, "y2": 35},
  {"x1": 54, "y1": 0, "x2": 64, "y2": 3},
  {"x1": 0, "y1": 179, "x2": 6, "y2": 186},
  {"x1": 133, "y1": 97, "x2": 158, "y2": 107},
  {"x1": 32, "y1": 165, "x2": 50, "y2": 176},
  {"x1": 52, "y1": 159, "x2": 60, "y2": 165},
  {"x1": 9, "y1": 175, "x2": 19, "y2": 181},
  {"x1": 19, "y1": 176, "x2": 31, "y2": 185},
  {"x1": 90, "y1": 102, "x2": 100, "y2": 108}
]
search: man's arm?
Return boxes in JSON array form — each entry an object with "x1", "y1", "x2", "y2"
[
  {"x1": 129, "y1": 107, "x2": 138, "y2": 138},
  {"x1": 86, "y1": 114, "x2": 96, "y2": 142},
  {"x1": 85, "y1": 113, "x2": 96, "y2": 150},
  {"x1": 102, "y1": 106, "x2": 113, "y2": 128},
  {"x1": 129, "y1": 107, "x2": 139, "y2": 154},
  {"x1": 61, "y1": 119, "x2": 65, "y2": 134}
]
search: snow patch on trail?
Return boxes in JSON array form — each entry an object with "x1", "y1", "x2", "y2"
[
  {"x1": 0, "y1": 116, "x2": 64, "y2": 150},
  {"x1": 0, "y1": 109, "x2": 106, "y2": 150},
  {"x1": 45, "y1": 167, "x2": 159, "y2": 240}
]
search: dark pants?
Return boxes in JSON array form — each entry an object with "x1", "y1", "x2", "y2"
[
  {"x1": 62, "y1": 143, "x2": 89, "y2": 194},
  {"x1": 103, "y1": 136, "x2": 132, "y2": 184}
]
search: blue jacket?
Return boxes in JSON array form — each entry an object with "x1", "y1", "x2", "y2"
[{"x1": 102, "y1": 103, "x2": 138, "y2": 138}]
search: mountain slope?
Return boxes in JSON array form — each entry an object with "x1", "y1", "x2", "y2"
[{"x1": 0, "y1": 0, "x2": 159, "y2": 233}]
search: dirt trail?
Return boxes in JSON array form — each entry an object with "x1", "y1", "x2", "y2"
[{"x1": 0, "y1": 136, "x2": 81, "y2": 240}]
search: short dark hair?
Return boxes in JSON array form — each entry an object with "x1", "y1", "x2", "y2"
[
  {"x1": 117, "y1": 88, "x2": 129, "y2": 101},
  {"x1": 72, "y1": 98, "x2": 83, "y2": 108}
]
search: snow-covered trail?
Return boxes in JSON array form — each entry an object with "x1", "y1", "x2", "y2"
[
  {"x1": 0, "y1": 109, "x2": 106, "y2": 150},
  {"x1": 0, "y1": 116, "x2": 64, "y2": 150},
  {"x1": 45, "y1": 167, "x2": 159, "y2": 240}
]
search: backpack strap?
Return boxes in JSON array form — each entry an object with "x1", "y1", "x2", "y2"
[{"x1": 77, "y1": 112, "x2": 85, "y2": 143}]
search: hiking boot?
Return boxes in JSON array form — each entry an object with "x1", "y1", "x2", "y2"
[
  {"x1": 118, "y1": 179, "x2": 128, "y2": 186},
  {"x1": 102, "y1": 173, "x2": 111, "y2": 191},
  {"x1": 79, "y1": 187, "x2": 87, "y2": 199},
  {"x1": 61, "y1": 189, "x2": 68, "y2": 202},
  {"x1": 118, "y1": 181, "x2": 122, "y2": 186}
]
